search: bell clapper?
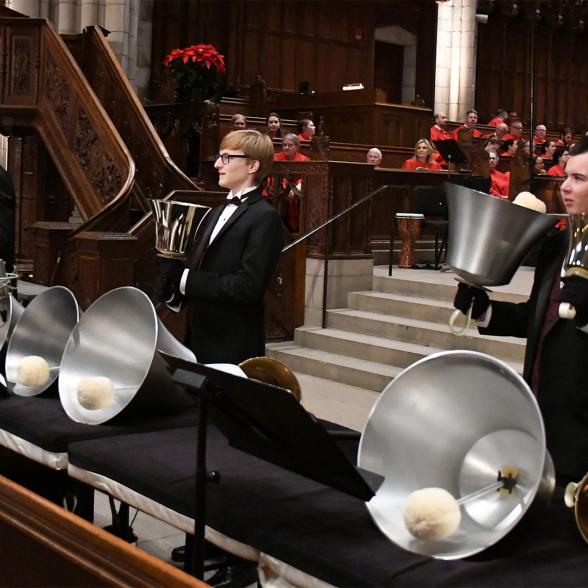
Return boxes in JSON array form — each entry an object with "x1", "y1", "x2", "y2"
[{"x1": 457, "y1": 467, "x2": 519, "y2": 506}]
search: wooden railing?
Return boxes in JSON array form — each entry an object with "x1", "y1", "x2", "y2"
[
  {"x1": 75, "y1": 26, "x2": 198, "y2": 203},
  {"x1": 0, "y1": 474, "x2": 207, "y2": 587}
]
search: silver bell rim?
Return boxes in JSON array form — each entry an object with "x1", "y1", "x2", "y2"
[
  {"x1": 5, "y1": 286, "x2": 80, "y2": 396},
  {"x1": 358, "y1": 350, "x2": 550, "y2": 560}
]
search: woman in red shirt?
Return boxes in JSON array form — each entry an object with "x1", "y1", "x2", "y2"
[
  {"x1": 546, "y1": 150, "x2": 570, "y2": 177},
  {"x1": 402, "y1": 139, "x2": 442, "y2": 171},
  {"x1": 541, "y1": 140, "x2": 557, "y2": 161}
]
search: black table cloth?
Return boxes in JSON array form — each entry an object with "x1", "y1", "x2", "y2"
[{"x1": 67, "y1": 425, "x2": 588, "y2": 587}]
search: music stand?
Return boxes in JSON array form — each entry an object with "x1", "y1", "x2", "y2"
[
  {"x1": 435, "y1": 139, "x2": 468, "y2": 168},
  {"x1": 161, "y1": 354, "x2": 380, "y2": 579}
]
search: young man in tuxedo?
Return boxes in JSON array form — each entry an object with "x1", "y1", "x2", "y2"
[
  {"x1": 155, "y1": 129, "x2": 284, "y2": 365},
  {"x1": 155, "y1": 131, "x2": 283, "y2": 580},
  {"x1": 453, "y1": 137, "x2": 588, "y2": 483}
]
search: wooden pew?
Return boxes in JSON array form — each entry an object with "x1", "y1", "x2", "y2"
[{"x1": 0, "y1": 473, "x2": 207, "y2": 587}]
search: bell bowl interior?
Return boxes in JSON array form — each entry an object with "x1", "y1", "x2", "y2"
[
  {"x1": 59, "y1": 287, "x2": 162, "y2": 425},
  {"x1": 358, "y1": 350, "x2": 548, "y2": 559},
  {"x1": 5, "y1": 286, "x2": 80, "y2": 397}
]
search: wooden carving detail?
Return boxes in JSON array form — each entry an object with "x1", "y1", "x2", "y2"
[
  {"x1": 75, "y1": 109, "x2": 122, "y2": 203},
  {"x1": 13, "y1": 37, "x2": 31, "y2": 95},
  {"x1": 44, "y1": 53, "x2": 73, "y2": 135}
]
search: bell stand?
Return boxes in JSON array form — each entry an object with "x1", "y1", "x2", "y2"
[{"x1": 163, "y1": 354, "x2": 380, "y2": 580}]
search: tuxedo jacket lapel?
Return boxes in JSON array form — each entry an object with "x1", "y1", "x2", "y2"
[
  {"x1": 190, "y1": 189, "x2": 263, "y2": 268},
  {"x1": 210, "y1": 202, "x2": 249, "y2": 245},
  {"x1": 190, "y1": 206, "x2": 223, "y2": 270}
]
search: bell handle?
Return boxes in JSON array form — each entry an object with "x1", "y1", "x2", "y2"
[
  {"x1": 448, "y1": 305, "x2": 473, "y2": 337},
  {"x1": 564, "y1": 481, "x2": 578, "y2": 508},
  {"x1": 559, "y1": 302, "x2": 576, "y2": 320}
]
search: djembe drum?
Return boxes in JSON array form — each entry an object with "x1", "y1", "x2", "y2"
[{"x1": 395, "y1": 213, "x2": 424, "y2": 268}]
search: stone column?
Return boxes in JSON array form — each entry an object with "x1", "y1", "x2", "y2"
[
  {"x1": 5, "y1": 0, "x2": 153, "y2": 97},
  {"x1": 434, "y1": 0, "x2": 477, "y2": 121}
]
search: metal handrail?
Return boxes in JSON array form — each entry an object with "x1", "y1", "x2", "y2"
[
  {"x1": 281, "y1": 184, "x2": 390, "y2": 254},
  {"x1": 281, "y1": 184, "x2": 391, "y2": 328}
]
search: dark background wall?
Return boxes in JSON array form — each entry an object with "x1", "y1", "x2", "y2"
[
  {"x1": 475, "y1": 1, "x2": 588, "y2": 131},
  {"x1": 149, "y1": 0, "x2": 437, "y2": 108}
]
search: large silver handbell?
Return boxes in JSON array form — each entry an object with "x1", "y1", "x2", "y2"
[
  {"x1": 558, "y1": 214, "x2": 588, "y2": 319},
  {"x1": 5, "y1": 286, "x2": 80, "y2": 397},
  {"x1": 358, "y1": 350, "x2": 555, "y2": 560},
  {"x1": 445, "y1": 184, "x2": 558, "y2": 335},
  {"x1": 149, "y1": 195, "x2": 211, "y2": 259},
  {"x1": 59, "y1": 286, "x2": 196, "y2": 425}
]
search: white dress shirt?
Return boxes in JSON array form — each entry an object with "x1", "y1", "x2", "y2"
[{"x1": 178, "y1": 186, "x2": 257, "y2": 295}]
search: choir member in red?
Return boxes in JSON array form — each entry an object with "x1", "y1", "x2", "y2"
[
  {"x1": 546, "y1": 149, "x2": 570, "y2": 177},
  {"x1": 541, "y1": 140, "x2": 557, "y2": 161},
  {"x1": 486, "y1": 108, "x2": 508, "y2": 126},
  {"x1": 366, "y1": 147, "x2": 383, "y2": 166},
  {"x1": 274, "y1": 134, "x2": 310, "y2": 162},
  {"x1": 453, "y1": 110, "x2": 482, "y2": 139},
  {"x1": 488, "y1": 152, "x2": 510, "y2": 199},
  {"x1": 533, "y1": 124, "x2": 547, "y2": 147},
  {"x1": 430, "y1": 112, "x2": 452, "y2": 142},
  {"x1": 533, "y1": 156, "x2": 546, "y2": 175},
  {"x1": 298, "y1": 119, "x2": 315, "y2": 141},
  {"x1": 402, "y1": 139, "x2": 442, "y2": 171},
  {"x1": 266, "y1": 112, "x2": 282, "y2": 138},
  {"x1": 502, "y1": 120, "x2": 523, "y2": 141},
  {"x1": 494, "y1": 122, "x2": 509, "y2": 141},
  {"x1": 555, "y1": 127, "x2": 573, "y2": 149},
  {"x1": 274, "y1": 133, "x2": 309, "y2": 232}
]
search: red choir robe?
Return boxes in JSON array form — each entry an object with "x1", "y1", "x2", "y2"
[
  {"x1": 546, "y1": 164, "x2": 565, "y2": 177},
  {"x1": 501, "y1": 133, "x2": 522, "y2": 142},
  {"x1": 453, "y1": 125, "x2": 482, "y2": 139},
  {"x1": 489, "y1": 169, "x2": 510, "y2": 199},
  {"x1": 273, "y1": 151, "x2": 310, "y2": 231},
  {"x1": 401, "y1": 158, "x2": 442, "y2": 171},
  {"x1": 487, "y1": 117, "x2": 504, "y2": 126},
  {"x1": 430, "y1": 125, "x2": 453, "y2": 143}
]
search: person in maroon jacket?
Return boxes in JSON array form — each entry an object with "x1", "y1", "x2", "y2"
[{"x1": 453, "y1": 137, "x2": 588, "y2": 483}]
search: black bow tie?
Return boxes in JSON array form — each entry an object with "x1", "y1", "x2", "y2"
[{"x1": 223, "y1": 196, "x2": 242, "y2": 207}]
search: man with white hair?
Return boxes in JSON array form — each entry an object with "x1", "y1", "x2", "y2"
[{"x1": 366, "y1": 147, "x2": 382, "y2": 166}]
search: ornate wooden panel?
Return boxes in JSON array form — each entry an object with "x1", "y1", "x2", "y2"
[{"x1": 3, "y1": 24, "x2": 39, "y2": 107}]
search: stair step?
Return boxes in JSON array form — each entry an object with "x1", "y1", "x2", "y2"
[
  {"x1": 348, "y1": 291, "x2": 457, "y2": 324},
  {"x1": 326, "y1": 308, "x2": 525, "y2": 361},
  {"x1": 295, "y1": 326, "x2": 450, "y2": 368},
  {"x1": 266, "y1": 342, "x2": 400, "y2": 392},
  {"x1": 372, "y1": 266, "x2": 531, "y2": 304}
]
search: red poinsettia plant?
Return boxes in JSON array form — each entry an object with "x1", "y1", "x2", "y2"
[{"x1": 163, "y1": 44, "x2": 226, "y2": 103}]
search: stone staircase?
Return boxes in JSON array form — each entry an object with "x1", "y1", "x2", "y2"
[{"x1": 267, "y1": 266, "x2": 531, "y2": 393}]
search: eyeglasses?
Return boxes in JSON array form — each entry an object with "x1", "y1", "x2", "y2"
[{"x1": 215, "y1": 153, "x2": 248, "y2": 165}]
